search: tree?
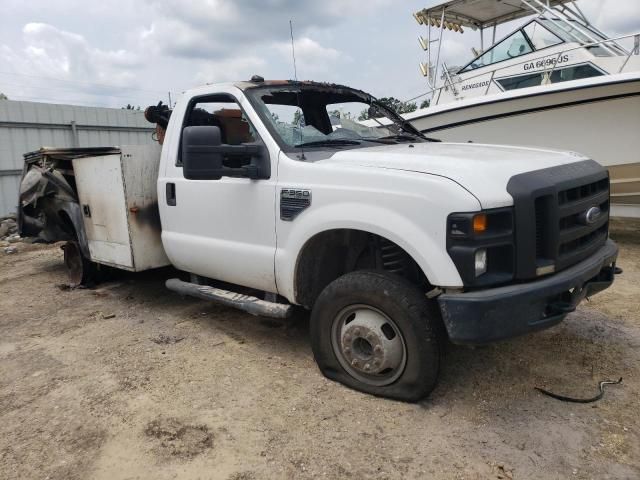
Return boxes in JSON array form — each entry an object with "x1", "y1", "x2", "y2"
[
  {"x1": 358, "y1": 97, "x2": 418, "y2": 120},
  {"x1": 420, "y1": 99, "x2": 430, "y2": 109},
  {"x1": 292, "y1": 109, "x2": 304, "y2": 126},
  {"x1": 122, "y1": 104, "x2": 141, "y2": 110},
  {"x1": 0, "y1": 93, "x2": 8, "y2": 100}
]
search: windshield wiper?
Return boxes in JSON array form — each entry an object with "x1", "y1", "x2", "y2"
[
  {"x1": 294, "y1": 139, "x2": 361, "y2": 148},
  {"x1": 360, "y1": 134, "x2": 421, "y2": 144},
  {"x1": 368, "y1": 100, "x2": 436, "y2": 142},
  {"x1": 358, "y1": 138, "x2": 396, "y2": 144},
  {"x1": 375, "y1": 134, "x2": 419, "y2": 142}
]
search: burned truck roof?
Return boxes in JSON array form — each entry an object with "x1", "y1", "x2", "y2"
[
  {"x1": 23, "y1": 147, "x2": 121, "y2": 164},
  {"x1": 233, "y1": 78, "x2": 375, "y2": 101}
]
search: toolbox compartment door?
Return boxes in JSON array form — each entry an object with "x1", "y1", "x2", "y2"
[{"x1": 73, "y1": 154, "x2": 134, "y2": 269}]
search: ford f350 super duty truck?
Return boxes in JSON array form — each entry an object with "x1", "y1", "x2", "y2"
[{"x1": 18, "y1": 78, "x2": 619, "y2": 401}]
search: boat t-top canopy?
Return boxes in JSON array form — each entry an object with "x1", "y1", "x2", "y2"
[{"x1": 414, "y1": 0, "x2": 575, "y2": 30}]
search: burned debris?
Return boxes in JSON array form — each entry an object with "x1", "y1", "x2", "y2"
[
  {"x1": 0, "y1": 213, "x2": 20, "y2": 254},
  {"x1": 18, "y1": 148, "x2": 120, "y2": 247}
]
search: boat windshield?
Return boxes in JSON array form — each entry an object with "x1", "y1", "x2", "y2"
[
  {"x1": 523, "y1": 21, "x2": 563, "y2": 49},
  {"x1": 537, "y1": 18, "x2": 614, "y2": 56},
  {"x1": 538, "y1": 18, "x2": 605, "y2": 44},
  {"x1": 460, "y1": 30, "x2": 534, "y2": 72},
  {"x1": 458, "y1": 17, "x2": 613, "y2": 73}
]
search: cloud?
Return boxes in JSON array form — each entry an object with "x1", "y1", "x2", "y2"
[
  {"x1": 440, "y1": 38, "x2": 471, "y2": 71},
  {"x1": 0, "y1": 22, "x2": 151, "y2": 106},
  {"x1": 140, "y1": 0, "x2": 388, "y2": 60},
  {"x1": 1, "y1": 0, "x2": 636, "y2": 110},
  {"x1": 273, "y1": 37, "x2": 345, "y2": 76},
  {"x1": 3, "y1": 23, "x2": 140, "y2": 91},
  {"x1": 193, "y1": 56, "x2": 267, "y2": 84},
  {"x1": 592, "y1": 0, "x2": 640, "y2": 36}
]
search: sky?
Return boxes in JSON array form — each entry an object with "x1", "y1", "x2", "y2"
[{"x1": 0, "y1": 0, "x2": 639, "y2": 109}]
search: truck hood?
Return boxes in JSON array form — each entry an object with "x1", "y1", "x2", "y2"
[{"x1": 320, "y1": 142, "x2": 588, "y2": 208}]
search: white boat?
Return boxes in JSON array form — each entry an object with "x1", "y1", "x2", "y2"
[{"x1": 406, "y1": 0, "x2": 640, "y2": 218}]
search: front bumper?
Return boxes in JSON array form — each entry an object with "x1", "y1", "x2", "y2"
[{"x1": 438, "y1": 239, "x2": 619, "y2": 345}]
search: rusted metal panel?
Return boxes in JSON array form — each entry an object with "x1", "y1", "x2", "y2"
[{"x1": 120, "y1": 145, "x2": 169, "y2": 271}]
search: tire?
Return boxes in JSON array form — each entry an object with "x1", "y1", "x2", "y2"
[
  {"x1": 310, "y1": 270, "x2": 442, "y2": 402},
  {"x1": 63, "y1": 241, "x2": 99, "y2": 287}
]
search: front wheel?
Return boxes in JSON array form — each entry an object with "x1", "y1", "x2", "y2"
[{"x1": 310, "y1": 271, "x2": 442, "y2": 402}]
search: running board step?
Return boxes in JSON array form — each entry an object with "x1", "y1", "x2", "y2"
[{"x1": 166, "y1": 278, "x2": 292, "y2": 318}]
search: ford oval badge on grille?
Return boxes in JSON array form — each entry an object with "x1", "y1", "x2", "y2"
[{"x1": 581, "y1": 206, "x2": 602, "y2": 225}]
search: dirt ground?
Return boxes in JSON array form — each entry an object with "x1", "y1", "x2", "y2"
[{"x1": 1, "y1": 222, "x2": 639, "y2": 480}]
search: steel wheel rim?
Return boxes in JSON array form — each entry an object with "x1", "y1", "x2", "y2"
[{"x1": 331, "y1": 304, "x2": 407, "y2": 387}]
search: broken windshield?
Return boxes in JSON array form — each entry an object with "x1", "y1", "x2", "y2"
[{"x1": 245, "y1": 85, "x2": 427, "y2": 151}]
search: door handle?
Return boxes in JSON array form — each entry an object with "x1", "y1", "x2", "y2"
[{"x1": 166, "y1": 183, "x2": 176, "y2": 206}]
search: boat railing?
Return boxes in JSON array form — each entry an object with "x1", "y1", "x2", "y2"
[{"x1": 418, "y1": 32, "x2": 640, "y2": 107}]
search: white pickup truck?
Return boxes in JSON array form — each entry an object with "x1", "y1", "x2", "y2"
[{"x1": 18, "y1": 77, "x2": 619, "y2": 401}]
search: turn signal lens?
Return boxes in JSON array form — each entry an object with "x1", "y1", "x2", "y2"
[{"x1": 473, "y1": 214, "x2": 487, "y2": 234}]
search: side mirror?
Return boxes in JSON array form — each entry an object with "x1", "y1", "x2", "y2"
[{"x1": 182, "y1": 126, "x2": 224, "y2": 180}]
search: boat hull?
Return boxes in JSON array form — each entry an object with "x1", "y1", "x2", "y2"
[{"x1": 408, "y1": 75, "x2": 640, "y2": 218}]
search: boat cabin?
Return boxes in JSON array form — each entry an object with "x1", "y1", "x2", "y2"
[{"x1": 413, "y1": 0, "x2": 640, "y2": 105}]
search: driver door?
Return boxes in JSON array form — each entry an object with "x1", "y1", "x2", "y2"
[{"x1": 160, "y1": 93, "x2": 278, "y2": 292}]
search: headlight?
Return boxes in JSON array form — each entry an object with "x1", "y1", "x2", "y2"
[{"x1": 447, "y1": 208, "x2": 515, "y2": 287}]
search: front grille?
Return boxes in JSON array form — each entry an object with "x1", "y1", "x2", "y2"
[
  {"x1": 555, "y1": 179, "x2": 609, "y2": 269},
  {"x1": 534, "y1": 195, "x2": 553, "y2": 261},
  {"x1": 508, "y1": 160, "x2": 610, "y2": 280},
  {"x1": 535, "y1": 199, "x2": 544, "y2": 258},
  {"x1": 558, "y1": 178, "x2": 609, "y2": 206},
  {"x1": 534, "y1": 177, "x2": 609, "y2": 273}
]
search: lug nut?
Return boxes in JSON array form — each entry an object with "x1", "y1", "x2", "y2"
[
  {"x1": 374, "y1": 345, "x2": 383, "y2": 354},
  {"x1": 344, "y1": 347, "x2": 351, "y2": 354},
  {"x1": 351, "y1": 359, "x2": 359, "y2": 367},
  {"x1": 364, "y1": 363, "x2": 371, "y2": 371}
]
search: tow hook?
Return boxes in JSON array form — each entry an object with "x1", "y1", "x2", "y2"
[{"x1": 614, "y1": 266, "x2": 623, "y2": 275}]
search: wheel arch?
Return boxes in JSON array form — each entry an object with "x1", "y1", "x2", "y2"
[
  {"x1": 275, "y1": 198, "x2": 467, "y2": 305},
  {"x1": 291, "y1": 227, "x2": 433, "y2": 308},
  {"x1": 57, "y1": 202, "x2": 91, "y2": 258}
]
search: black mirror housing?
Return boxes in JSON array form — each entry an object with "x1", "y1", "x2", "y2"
[
  {"x1": 182, "y1": 125, "x2": 270, "y2": 181},
  {"x1": 182, "y1": 126, "x2": 224, "y2": 180}
]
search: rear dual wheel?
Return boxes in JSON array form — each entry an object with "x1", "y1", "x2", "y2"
[
  {"x1": 310, "y1": 271, "x2": 443, "y2": 402},
  {"x1": 63, "y1": 241, "x2": 99, "y2": 287}
]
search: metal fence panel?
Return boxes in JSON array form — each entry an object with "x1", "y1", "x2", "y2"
[
  {"x1": 0, "y1": 176, "x2": 19, "y2": 216},
  {"x1": 0, "y1": 100, "x2": 155, "y2": 216}
]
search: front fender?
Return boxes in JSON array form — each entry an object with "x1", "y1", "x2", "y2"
[{"x1": 275, "y1": 200, "x2": 474, "y2": 304}]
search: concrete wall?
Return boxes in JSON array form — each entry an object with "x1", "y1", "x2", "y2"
[{"x1": 0, "y1": 99, "x2": 155, "y2": 216}]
